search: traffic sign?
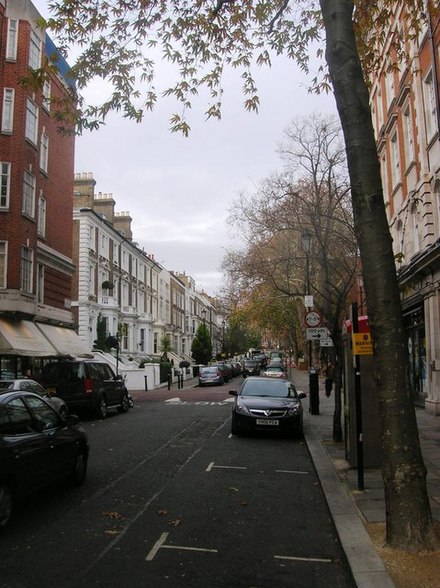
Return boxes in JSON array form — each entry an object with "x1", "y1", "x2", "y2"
[
  {"x1": 305, "y1": 311, "x2": 322, "y2": 327},
  {"x1": 320, "y1": 337, "x2": 334, "y2": 347},
  {"x1": 352, "y1": 332, "x2": 373, "y2": 355},
  {"x1": 307, "y1": 327, "x2": 328, "y2": 340}
]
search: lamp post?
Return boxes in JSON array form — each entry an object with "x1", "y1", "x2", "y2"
[
  {"x1": 201, "y1": 308, "x2": 207, "y2": 364},
  {"x1": 301, "y1": 230, "x2": 319, "y2": 415}
]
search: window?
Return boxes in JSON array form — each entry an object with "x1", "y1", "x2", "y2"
[
  {"x1": 390, "y1": 131, "x2": 400, "y2": 189},
  {"x1": 0, "y1": 398, "x2": 34, "y2": 436},
  {"x1": 39, "y1": 132, "x2": 49, "y2": 173},
  {"x1": 89, "y1": 264, "x2": 96, "y2": 295},
  {"x1": 403, "y1": 103, "x2": 415, "y2": 168},
  {"x1": 42, "y1": 80, "x2": 51, "y2": 112},
  {"x1": 1, "y1": 163, "x2": 11, "y2": 209},
  {"x1": 20, "y1": 247, "x2": 33, "y2": 293},
  {"x1": 0, "y1": 242, "x2": 7, "y2": 288},
  {"x1": 22, "y1": 171, "x2": 36, "y2": 217},
  {"x1": 36, "y1": 263, "x2": 44, "y2": 303},
  {"x1": 29, "y1": 30, "x2": 42, "y2": 70},
  {"x1": 423, "y1": 70, "x2": 437, "y2": 142},
  {"x1": 6, "y1": 19, "x2": 18, "y2": 61},
  {"x1": 89, "y1": 226, "x2": 96, "y2": 251},
  {"x1": 38, "y1": 196, "x2": 46, "y2": 237},
  {"x1": 25, "y1": 98, "x2": 38, "y2": 144},
  {"x1": 2, "y1": 89, "x2": 14, "y2": 133},
  {"x1": 153, "y1": 332, "x2": 158, "y2": 354}
]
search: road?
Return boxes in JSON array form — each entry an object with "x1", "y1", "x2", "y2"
[{"x1": 0, "y1": 378, "x2": 355, "y2": 588}]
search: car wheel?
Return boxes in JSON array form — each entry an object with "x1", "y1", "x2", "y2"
[
  {"x1": 117, "y1": 393, "x2": 130, "y2": 413},
  {"x1": 0, "y1": 484, "x2": 13, "y2": 529},
  {"x1": 70, "y1": 452, "x2": 88, "y2": 486},
  {"x1": 95, "y1": 396, "x2": 107, "y2": 419},
  {"x1": 231, "y1": 417, "x2": 240, "y2": 436},
  {"x1": 59, "y1": 405, "x2": 69, "y2": 421}
]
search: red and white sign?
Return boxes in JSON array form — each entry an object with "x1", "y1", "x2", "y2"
[{"x1": 305, "y1": 311, "x2": 322, "y2": 328}]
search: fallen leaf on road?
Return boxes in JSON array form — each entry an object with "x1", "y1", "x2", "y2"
[
  {"x1": 105, "y1": 530, "x2": 119, "y2": 535},
  {"x1": 103, "y1": 512, "x2": 123, "y2": 520},
  {"x1": 169, "y1": 519, "x2": 182, "y2": 527},
  {"x1": 158, "y1": 509, "x2": 168, "y2": 516}
]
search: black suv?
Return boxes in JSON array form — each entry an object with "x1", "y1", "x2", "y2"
[{"x1": 41, "y1": 360, "x2": 130, "y2": 419}]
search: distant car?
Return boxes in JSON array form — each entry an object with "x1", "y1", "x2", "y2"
[
  {"x1": 215, "y1": 362, "x2": 232, "y2": 382},
  {"x1": 199, "y1": 366, "x2": 224, "y2": 387},
  {"x1": 242, "y1": 359, "x2": 260, "y2": 377},
  {"x1": 229, "y1": 376, "x2": 306, "y2": 437},
  {"x1": 0, "y1": 379, "x2": 69, "y2": 420},
  {"x1": 0, "y1": 389, "x2": 89, "y2": 529},
  {"x1": 260, "y1": 366, "x2": 287, "y2": 379},
  {"x1": 41, "y1": 360, "x2": 130, "y2": 419}
]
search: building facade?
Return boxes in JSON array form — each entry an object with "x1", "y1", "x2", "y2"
[
  {"x1": 0, "y1": 0, "x2": 88, "y2": 377},
  {"x1": 369, "y1": 4, "x2": 440, "y2": 413}
]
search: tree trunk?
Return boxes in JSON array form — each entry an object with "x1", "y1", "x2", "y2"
[{"x1": 319, "y1": 0, "x2": 437, "y2": 551}]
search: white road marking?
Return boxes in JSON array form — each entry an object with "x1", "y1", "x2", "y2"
[
  {"x1": 146, "y1": 531, "x2": 218, "y2": 561},
  {"x1": 206, "y1": 461, "x2": 247, "y2": 472},
  {"x1": 165, "y1": 397, "x2": 182, "y2": 403},
  {"x1": 274, "y1": 555, "x2": 333, "y2": 563},
  {"x1": 275, "y1": 469, "x2": 309, "y2": 475}
]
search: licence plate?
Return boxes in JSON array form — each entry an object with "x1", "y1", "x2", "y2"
[{"x1": 256, "y1": 419, "x2": 279, "y2": 426}]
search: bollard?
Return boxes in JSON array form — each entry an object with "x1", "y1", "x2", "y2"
[
  {"x1": 309, "y1": 371, "x2": 320, "y2": 415},
  {"x1": 144, "y1": 375, "x2": 148, "y2": 391},
  {"x1": 168, "y1": 374, "x2": 172, "y2": 390}
]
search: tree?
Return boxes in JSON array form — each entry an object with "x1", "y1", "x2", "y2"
[
  {"x1": 44, "y1": 0, "x2": 438, "y2": 552},
  {"x1": 191, "y1": 323, "x2": 212, "y2": 365},
  {"x1": 160, "y1": 334, "x2": 172, "y2": 361},
  {"x1": 224, "y1": 114, "x2": 358, "y2": 441}
]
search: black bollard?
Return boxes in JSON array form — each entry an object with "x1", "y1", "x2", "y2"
[
  {"x1": 168, "y1": 374, "x2": 172, "y2": 390},
  {"x1": 309, "y1": 371, "x2": 320, "y2": 415},
  {"x1": 144, "y1": 375, "x2": 148, "y2": 391}
]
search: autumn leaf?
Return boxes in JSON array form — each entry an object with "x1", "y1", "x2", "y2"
[
  {"x1": 157, "y1": 509, "x2": 168, "y2": 516},
  {"x1": 102, "y1": 511, "x2": 123, "y2": 519},
  {"x1": 168, "y1": 519, "x2": 182, "y2": 527}
]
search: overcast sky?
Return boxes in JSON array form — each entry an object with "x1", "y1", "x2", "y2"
[{"x1": 33, "y1": 0, "x2": 337, "y2": 296}]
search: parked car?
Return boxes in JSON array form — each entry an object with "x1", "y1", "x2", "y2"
[
  {"x1": 0, "y1": 389, "x2": 89, "y2": 529},
  {"x1": 215, "y1": 362, "x2": 232, "y2": 382},
  {"x1": 199, "y1": 366, "x2": 224, "y2": 387},
  {"x1": 260, "y1": 366, "x2": 287, "y2": 379},
  {"x1": 41, "y1": 360, "x2": 130, "y2": 419},
  {"x1": 242, "y1": 359, "x2": 260, "y2": 377},
  {"x1": 0, "y1": 379, "x2": 69, "y2": 420},
  {"x1": 229, "y1": 376, "x2": 306, "y2": 437}
]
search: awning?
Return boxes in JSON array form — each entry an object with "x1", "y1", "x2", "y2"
[
  {"x1": 35, "y1": 323, "x2": 91, "y2": 357},
  {"x1": 0, "y1": 319, "x2": 57, "y2": 357}
]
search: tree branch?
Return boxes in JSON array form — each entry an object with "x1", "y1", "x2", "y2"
[
  {"x1": 212, "y1": 0, "x2": 235, "y2": 18},
  {"x1": 268, "y1": 0, "x2": 290, "y2": 33}
]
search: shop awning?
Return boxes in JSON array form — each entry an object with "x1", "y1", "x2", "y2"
[
  {"x1": 0, "y1": 319, "x2": 57, "y2": 357},
  {"x1": 36, "y1": 323, "x2": 91, "y2": 357}
]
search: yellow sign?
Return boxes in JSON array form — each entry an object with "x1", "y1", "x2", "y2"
[{"x1": 352, "y1": 333, "x2": 373, "y2": 355}]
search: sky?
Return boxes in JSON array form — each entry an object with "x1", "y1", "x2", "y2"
[{"x1": 33, "y1": 0, "x2": 337, "y2": 296}]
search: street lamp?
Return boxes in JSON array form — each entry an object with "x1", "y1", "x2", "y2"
[{"x1": 301, "y1": 230, "x2": 319, "y2": 415}]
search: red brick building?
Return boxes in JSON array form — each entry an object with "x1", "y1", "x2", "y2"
[{"x1": 0, "y1": 0, "x2": 88, "y2": 376}]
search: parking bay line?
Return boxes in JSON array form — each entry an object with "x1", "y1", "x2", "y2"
[
  {"x1": 274, "y1": 555, "x2": 333, "y2": 564},
  {"x1": 146, "y1": 532, "x2": 218, "y2": 561},
  {"x1": 206, "y1": 461, "x2": 248, "y2": 472}
]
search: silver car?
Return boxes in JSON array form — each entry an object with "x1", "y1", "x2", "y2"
[{"x1": 0, "y1": 379, "x2": 69, "y2": 420}]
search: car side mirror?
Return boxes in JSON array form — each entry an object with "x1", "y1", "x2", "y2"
[
  {"x1": 229, "y1": 390, "x2": 238, "y2": 397},
  {"x1": 115, "y1": 374, "x2": 123, "y2": 381},
  {"x1": 298, "y1": 391, "x2": 307, "y2": 399}
]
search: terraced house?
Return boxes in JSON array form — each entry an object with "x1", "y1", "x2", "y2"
[{"x1": 369, "y1": 4, "x2": 440, "y2": 413}]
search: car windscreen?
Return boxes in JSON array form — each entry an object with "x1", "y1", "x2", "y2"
[
  {"x1": 241, "y1": 379, "x2": 296, "y2": 398},
  {"x1": 201, "y1": 368, "x2": 218, "y2": 375}
]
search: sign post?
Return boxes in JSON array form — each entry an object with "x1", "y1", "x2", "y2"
[{"x1": 351, "y1": 302, "x2": 364, "y2": 491}]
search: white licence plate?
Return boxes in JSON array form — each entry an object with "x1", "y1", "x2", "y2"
[{"x1": 256, "y1": 419, "x2": 279, "y2": 426}]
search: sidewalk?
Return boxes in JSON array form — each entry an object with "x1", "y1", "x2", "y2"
[{"x1": 292, "y1": 367, "x2": 440, "y2": 588}]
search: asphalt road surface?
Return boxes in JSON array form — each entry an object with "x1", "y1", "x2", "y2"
[{"x1": 0, "y1": 378, "x2": 355, "y2": 588}]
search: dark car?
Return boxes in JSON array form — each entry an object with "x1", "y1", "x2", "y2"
[
  {"x1": 41, "y1": 360, "x2": 130, "y2": 419},
  {"x1": 215, "y1": 362, "x2": 232, "y2": 382},
  {"x1": 0, "y1": 379, "x2": 69, "y2": 420},
  {"x1": 199, "y1": 366, "x2": 224, "y2": 387},
  {"x1": 229, "y1": 376, "x2": 306, "y2": 437},
  {"x1": 242, "y1": 359, "x2": 260, "y2": 377},
  {"x1": 0, "y1": 389, "x2": 89, "y2": 529}
]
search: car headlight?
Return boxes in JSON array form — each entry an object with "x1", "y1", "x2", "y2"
[
  {"x1": 287, "y1": 406, "x2": 300, "y2": 416},
  {"x1": 235, "y1": 400, "x2": 250, "y2": 415}
]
